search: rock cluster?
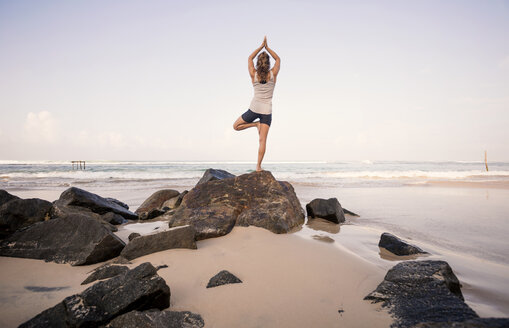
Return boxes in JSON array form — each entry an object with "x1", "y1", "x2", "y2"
[
  {"x1": 20, "y1": 263, "x2": 171, "y2": 327},
  {"x1": 166, "y1": 170, "x2": 305, "y2": 240}
]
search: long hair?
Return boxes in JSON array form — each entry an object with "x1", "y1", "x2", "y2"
[{"x1": 256, "y1": 52, "x2": 271, "y2": 84}]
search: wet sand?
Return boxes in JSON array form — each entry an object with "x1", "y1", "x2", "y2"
[{"x1": 0, "y1": 227, "x2": 392, "y2": 328}]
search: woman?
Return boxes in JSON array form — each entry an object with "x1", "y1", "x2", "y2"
[{"x1": 233, "y1": 36, "x2": 281, "y2": 172}]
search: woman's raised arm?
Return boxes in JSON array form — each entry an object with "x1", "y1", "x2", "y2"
[
  {"x1": 248, "y1": 37, "x2": 266, "y2": 77},
  {"x1": 265, "y1": 41, "x2": 280, "y2": 77}
]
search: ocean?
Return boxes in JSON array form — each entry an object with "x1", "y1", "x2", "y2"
[{"x1": 1, "y1": 160, "x2": 509, "y2": 317}]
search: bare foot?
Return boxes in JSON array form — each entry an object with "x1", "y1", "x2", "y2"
[{"x1": 256, "y1": 166, "x2": 262, "y2": 172}]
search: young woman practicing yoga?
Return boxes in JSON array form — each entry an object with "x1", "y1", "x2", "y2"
[{"x1": 233, "y1": 36, "x2": 280, "y2": 172}]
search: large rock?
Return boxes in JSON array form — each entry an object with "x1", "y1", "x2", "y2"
[
  {"x1": 365, "y1": 260, "x2": 479, "y2": 327},
  {"x1": 107, "y1": 310, "x2": 204, "y2": 328},
  {"x1": 20, "y1": 262, "x2": 170, "y2": 328},
  {"x1": 54, "y1": 187, "x2": 137, "y2": 220},
  {"x1": 167, "y1": 171, "x2": 305, "y2": 240},
  {"x1": 207, "y1": 270, "x2": 242, "y2": 288},
  {"x1": 50, "y1": 204, "x2": 118, "y2": 232},
  {"x1": 0, "y1": 198, "x2": 53, "y2": 239},
  {"x1": 379, "y1": 232, "x2": 428, "y2": 256},
  {"x1": 136, "y1": 189, "x2": 180, "y2": 220},
  {"x1": 0, "y1": 189, "x2": 19, "y2": 207},
  {"x1": 0, "y1": 214, "x2": 125, "y2": 265},
  {"x1": 120, "y1": 225, "x2": 196, "y2": 260},
  {"x1": 196, "y1": 168, "x2": 235, "y2": 185},
  {"x1": 305, "y1": 198, "x2": 345, "y2": 224},
  {"x1": 81, "y1": 264, "x2": 129, "y2": 285}
]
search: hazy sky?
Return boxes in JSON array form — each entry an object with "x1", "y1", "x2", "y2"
[{"x1": 1, "y1": 0, "x2": 508, "y2": 161}]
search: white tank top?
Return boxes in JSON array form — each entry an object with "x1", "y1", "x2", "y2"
[{"x1": 249, "y1": 71, "x2": 275, "y2": 115}]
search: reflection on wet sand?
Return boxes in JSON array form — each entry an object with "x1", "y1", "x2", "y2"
[
  {"x1": 306, "y1": 218, "x2": 340, "y2": 234},
  {"x1": 312, "y1": 235, "x2": 335, "y2": 243},
  {"x1": 378, "y1": 247, "x2": 428, "y2": 261}
]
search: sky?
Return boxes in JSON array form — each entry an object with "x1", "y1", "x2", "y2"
[{"x1": 0, "y1": 0, "x2": 508, "y2": 162}]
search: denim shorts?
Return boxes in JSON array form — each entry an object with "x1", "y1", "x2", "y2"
[{"x1": 241, "y1": 109, "x2": 272, "y2": 126}]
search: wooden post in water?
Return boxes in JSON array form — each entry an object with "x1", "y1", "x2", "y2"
[
  {"x1": 71, "y1": 161, "x2": 86, "y2": 170},
  {"x1": 485, "y1": 151, "x2": 489, "y2": 172}
]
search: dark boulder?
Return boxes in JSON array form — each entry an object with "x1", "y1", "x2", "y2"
[
  {"x1": 0, "y1": 198, "x2": 53, "y2": 239},
  {"x1": 365, "y1": 260, "x2": 478, "y2": 327},
  {"x1": 128, "y1": 232, "x2": 141, "y2": 241},
  {"x1": 120, "y1": 225, "x2": 196, "y2": 260},
  {"x1": 0, "y1": 189, "x2": 19, "y2": 207},
  {"x1": 414, "y1": 318, "x2": 509, "y2": 327},
  {"x1": 167, "y1": 171, "x2": 305, "y2": 240},
  {"x1": 306, "y1": 198, "x2": 345, "y2": 224},
  {"x1": 81, "y1": 264, "x2": 129, "y2": 285},
  {"x1": 206, "y1": 270, "x2": 242, "y2": 288},
  {"x1": 379, "y1": 232, "x2": 428, "y2": 256},
  {"x1": 0, "y1": 214, "x2": 125, "y2": 265},
  {"x1": 102, "y1": 212, "x2": 128, "y2": 225},
  {"x1": 50, "y1": 204, "x2": 118, "y2": 232},
  {"x1": 54, "y1": 187, "x2": 138, "y2": 220},
  {"x1": 196, "y1": 168, "x2": 235, "y2": 185},
  {"x1": 20, "y1": 262, "x2": 170, "y2": 328},
  {"x1": 135, "y1": 189, "x2": 180, "y2": 220},
  {"x1": 105, "y1": 197, "x2": 129, "y2": 210},
  {"x1": 107, "y1": 310, "x2": 204, "y2": 328}
]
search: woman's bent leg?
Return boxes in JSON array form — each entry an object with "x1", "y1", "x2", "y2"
[
  {"x1": 233, "y1": 116, "x2": 259, "y2": 131},
  {"x1": 256, "y1": 123, "x2": 270, "y2": 171}
]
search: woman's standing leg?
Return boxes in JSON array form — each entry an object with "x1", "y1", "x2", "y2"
[{"x1": 256, "y1": 123, "x2": 270, "y2": 171}]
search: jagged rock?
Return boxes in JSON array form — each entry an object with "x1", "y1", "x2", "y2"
[
  {"x1": 379, "y1": 232, "x2": 428, "y2": 256},
  {"x1": 0, "y1": 198, "x2": 53, "y2": 238},
  {"x1": 365, "y1": 260, "x2": 478, "y2": 327},
  {"x1": 54, "y1": 187, "x2": 138, "y2": 220},
  {"x1": 136, "y1": 189, "x2": 180, "y2": 220},
  {"x1": 206, "y1": 270, "x2": 242, "y2": 288},
  {"x1": 0, "y1": 189, "x2": 19, "y2": 207},
  {"x1": 128, "y1": 232, "x2": 141, "y2": 241},
  {"x1": 306, "y1": 198, "x2": 345, "y2": 224},
  {"x1": 0, "y1": 215, "x2": 125, "y2": 265},
  {"x1": 166, "y1": 171, "x2": 305, "y2": 240},
  {"x1": 120, "y1": 225, "x2": 196, "y2": 260},
  {"x1": 20, "y1": 263, "x2": 170, "y2": 328},
  {"x1": 50, "y1": 204, "x2": 118, "y2": 232},
  {"x1": 81, "y1": 264, "x2": 129, "y2": 285},
  {"x1": 105, "y1": 197, "x2": 129, "y2": 210},
  {"x1": 414, "y1": 318, "x2": 509, "y2": 327},
  {"x1": 102, "y1": 212, "x2": 127, "y2": 225},
  {"x1": 196, "y1": 168, "x2": 235, "y2": 185},
  {"x1": 107, "y1": 310, "x2": 204, "y2": 328}
]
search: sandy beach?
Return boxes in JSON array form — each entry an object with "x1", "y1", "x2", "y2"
[{"x1": 0, "y1": 226, "x2": 392, "y2": 327}]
